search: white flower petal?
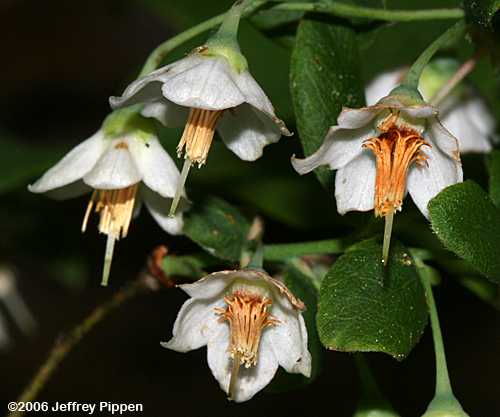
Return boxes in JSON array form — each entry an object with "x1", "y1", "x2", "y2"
[
  {"x1": 161, "y1": 297, "x2": 224, "y2": 352},
  {"x1": 161, "y1": 56, "x2": 246, "y2": 110},
  {"x1": 365, "y1": 68, "x2": 403, "y2": 105},
  {"x1": 267, "y1": 304, "x2": 311, "y2": 377},
  {"x1": 141, "y1": 99, "x2": 189, "y2": 128},
  {"x1": 179, "y1": 269, "x2": 274, "y2": 300},
  {"x1": 407, "y1": 144, "x2": 462, "y2": 219},
  {"x1": 441, "y1": 103, "x2": 492, "y2": 153},
  {"x1": 178, "y1": 270, "x2": 240, "y2": 300},
  {"x1": 337, "y1": 106, "x2": 379, "y2": 129},
  {"x1": 402, "y1": 105, "x2": 437, "y2": 119},
  {"x1": 83, "y1": 140, "x2": 142, "y2": 189},
  {"x1": 206, "y1": 323, "x2": 231, "y2": 394},
  {"x1": 427, "y1": 118, "x2": 461, "y2": 160},
  {"x1": 140, "y1": 186, "x2": 185, "y2": 235},
  {"x1": 109, "y1": 55, "x2": 204, "y2": 109},
  {"x1": 291, "y1": 125, "x2": 374, "y2": 174},
  {"x1": 217, "y1": 104, "x2": 282, "y2": 161},
  {"x1": 233, "y1": 69, "x2": 275, "y2": 116},
  {"x1": 28, "y1": 131, "x2": 107, "y2": 193},
  {"x1": 335, "y1": 152, "x2": 376, "y2": 215},
  {"x1": 465, "y1": 94, "x2": 496, "y2": 137},
  {"x1": 127, "y1": 135, "x2": 181, "y2": 198},
  {"x1": 207, "y1": 327, "x2": 279, "y2": 402}
]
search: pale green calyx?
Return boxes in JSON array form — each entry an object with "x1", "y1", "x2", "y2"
[
  {"x1": 228, "y1": 277, "x2": 272, "y2": 299},
  {"x1": 102, "y1": 106, "x2": 156, "y2": 142},
  {"x1": 420, "y1": 59, "x2": 462, "y2": 100},
  {"x1": 421, "y1": 394, "x2": 470, "y2": 417},
  {"x1": 387, "y1": 84, "x2": 426, "y2": 106},
  {"x1": 201, "y1": 43, "x2": 248, "y2": 73},
  {"x1": 204, "y1": 0, "x2": 250, "y2": 73}
]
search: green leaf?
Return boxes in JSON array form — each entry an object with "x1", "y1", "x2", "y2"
[
  {"x1": 161, "y1": 253, "x2": 220, "y2": 279},
  {"x1": 429, "y1": 180, "x2": 500, "y2": 284},
  {"x1": 464, "y1": 0, "x2": 500, "y2": 29},
  {"x1": 291, "y1": 17, "x2": 365, "y2": 189},
  {"x1": 183, "y1": 197, "x2": 250, "y2": 262},
  {"x1": 266, "y1": 261, "x2": 324, "y2": 392},
  {"x1": 488, "y1": 150, "x2": 500, "y2": 207},
  {"x1": 317, "y1": 239, "x2": 428, "y2": 360}
]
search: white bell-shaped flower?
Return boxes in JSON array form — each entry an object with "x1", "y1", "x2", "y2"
[
  {"x1": 110, "y1": 51, "x2": 291, "y2": 164},
  {"x1": 29, "y1": 111, "x2": 188, "y2": 286},
  {"x1": 109, "y1": 0, "x2": 291, "y2": 216},
  {"x1": 162, "y1": 269, "x2": 311, "y2": 403},
  {"x1": 292, "y1": 90, "x2": 462, "y2": 263},
  {"x1": 365, "y1": 59, "x2": 495, "y2": 154}
]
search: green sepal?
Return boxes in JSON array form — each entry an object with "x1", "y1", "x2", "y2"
[
  {"x1": 421, "y1": 396, "x2": 470, "y2": 417},
  {"x1": 102, "y1": 106, "x2": 156, "y2": 141},
  {"x1": 204, "y1": 0, "x2": 249, "y2": 73},
  {"x1": 386, "y1": 85, "x2": 426, "y2": 106}
]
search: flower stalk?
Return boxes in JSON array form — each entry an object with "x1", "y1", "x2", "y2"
[
  {"x1": 403, "y1": 20, "x2": 466, "y2": 91},
  {"x1": 411, "y1": 251, "x2": 469, "y2": 417}
]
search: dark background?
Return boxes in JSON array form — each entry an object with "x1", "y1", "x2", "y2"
[{"x1": 1, "y1": 1, "x2": 499, "y2": 416}]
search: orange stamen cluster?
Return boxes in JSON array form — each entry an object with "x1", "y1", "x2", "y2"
[
  {"x1": 82, "y1": 184, "x2": 138, "y2": 239},
  {"x1": 216, "y1": 291, "x2": 279, "y2": 368},
  {"x1": 364, "y1": 119, "x2": 429, "y2": 217},
  {"x1": 178, "y1": 108, "x2": 223, "y2": 166}
]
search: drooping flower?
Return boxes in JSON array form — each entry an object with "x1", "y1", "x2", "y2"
[
  {"x1": 29, "y1": 109, "x2": 188, "y2": 286},
  {"x1": 162, "y1": 269, "x2": 311, "y2": 402},
  {"x1": 365, "y1": 59, "x2": 495, "y2": 154},
  {"x1": 292, "y1": 88, "x2": 462, "y2": 263},
  {"x1": 110, "y1": 0, "x2": 291, "y2": 216}
]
